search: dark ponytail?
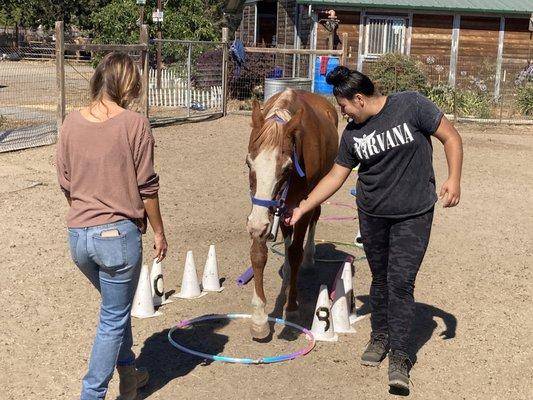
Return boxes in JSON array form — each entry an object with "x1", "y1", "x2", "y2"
[{"x1": 326, "y1": 66, "x2": 375, "y2": 99}]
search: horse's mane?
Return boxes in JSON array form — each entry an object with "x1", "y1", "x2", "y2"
[{"x1": 252, "y1": 90, "x2": 295, "y2": 149}]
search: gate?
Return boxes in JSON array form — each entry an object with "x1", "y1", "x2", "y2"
[{"x1": 149, "y1": 37, "x2": 228, "y2": 125}]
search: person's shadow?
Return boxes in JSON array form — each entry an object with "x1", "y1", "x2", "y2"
[
  {"x1": 135, "y1": 317, "x2": 230, "y2": 399},
  {"x1": 355, "y1": 295, "x2": 457, "y2": 396}
]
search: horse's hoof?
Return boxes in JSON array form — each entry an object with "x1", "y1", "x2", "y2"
[{"x1": 250, "y1": 322, "x2": 270, "y2": 339}]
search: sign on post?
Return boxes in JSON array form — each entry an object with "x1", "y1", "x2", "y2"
[
  {"x1": 136, "y1": 0, "x2": 146, "y2": 4},
  {"x1": 152, "y1": 9, "x2": 164, "y2": 23}
]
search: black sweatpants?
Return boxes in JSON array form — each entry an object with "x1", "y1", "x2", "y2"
[{"x1": 358, "y1": 207, "x2": 434, "y2": 353}]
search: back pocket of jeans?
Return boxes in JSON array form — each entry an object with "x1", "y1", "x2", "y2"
[{"x1": 93, "y1": 235, "x2": 127, "y2": 270}]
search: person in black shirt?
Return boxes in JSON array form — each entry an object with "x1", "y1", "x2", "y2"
[{"x1": 285, "y1": 66, "x2": 463, "y2": 392}]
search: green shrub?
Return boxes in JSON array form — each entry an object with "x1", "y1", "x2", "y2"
[
  {"x1": 456, "y1": 90, "x2": 492, "y2": 118},
  {"x1": 424, "y1": 85, "x2": 455, "y2": 114},
  {"x1": 515, "y1": 83, "x2": 533, "y2": 116},
  {"x1": 424, "y1": 85, "x2": 492, "y2": 118},
  {"x1": 368, "y1": 53, "x2": 428, "y2": 95}
]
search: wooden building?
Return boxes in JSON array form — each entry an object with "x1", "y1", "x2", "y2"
[{"x1": 235, "y1": 0, "x2": 533, "y2": 95}]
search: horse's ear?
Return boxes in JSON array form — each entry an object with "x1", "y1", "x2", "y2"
[
  {"x1": 284, "y1": 109, "x2": 303, "y2": 138},
  {"x1": 251, "y1": 100, "x2": 264, "y2": 129}
]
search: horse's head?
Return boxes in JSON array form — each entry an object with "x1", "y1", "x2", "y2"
[{"x1": 246, "y1": 100, "x2": 303, "y2": 239}]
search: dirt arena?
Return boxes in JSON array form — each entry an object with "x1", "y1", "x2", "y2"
[{"x1": 0, "y1": 115, "x2": 531, "y2": 399}]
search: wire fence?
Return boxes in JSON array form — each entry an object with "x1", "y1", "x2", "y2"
[
  {"x1": 1, "y1": 36, "x2": 531, "y2": 153},
  {"x1": 361, "y1": 55, "x2": 532, "y2": 122},
  {"x1": 227, "y1": 50, "x2": 316, "y2": 111},
  {"x1": 0, "y1": 44, "x2": 57, "y2": 153},
  {"x1": 148, "y1": 39, "x2": 224, "y2": 124}
]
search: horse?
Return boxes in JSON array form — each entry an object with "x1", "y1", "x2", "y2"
[{"x1": 245, "y1": 89, "x2": 339, "y2": 339}]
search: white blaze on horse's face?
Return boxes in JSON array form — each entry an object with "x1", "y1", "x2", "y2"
[{"x1": 247, "y1": 148, "x2": 291, "y2": 239}]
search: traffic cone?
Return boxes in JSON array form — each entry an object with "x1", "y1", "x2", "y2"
[
  {"x1": 173, "y1": 251, "x2": 206, "y2": 299},
  {"x1": 132, "y1": 264, "x2": 162, "y2": 319},
  {"x1": 311, "y1": 284, "x2": 338, "y2": 342},
  {"x1": 150, "y1": 259, "x2": 172, "y2": 307},
  {"x1": 341, "y1": 258, "x2": 365, "y2": 324},
  {"x1": 332, "y1": 271, "x2": 356, "y2": 333},
  {"x1": 201, "y1": 245, "x2": 224, "y2": 292},
  {"x1": 354, "y1": 228, "x2": 363, "y2": 248}
]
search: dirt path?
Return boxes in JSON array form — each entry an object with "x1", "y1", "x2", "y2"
[{"x1": 0, "y1": 116, "x2": 531, "y2": 399}]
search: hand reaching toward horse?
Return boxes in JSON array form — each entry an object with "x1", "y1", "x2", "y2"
[{"x1": 284, "y1": 207, "x2": 304, "y2": 226}]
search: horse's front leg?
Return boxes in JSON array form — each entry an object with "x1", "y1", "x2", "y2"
[
  {"x1": 250, "y1": 238, "x2": 269, "y2": 339},
  {"x1": 302, "y1": 206, "x2": 320, "y2": 268},
  {"x1": 285, "y1": 211, "x2": 313, "y2": 316}
]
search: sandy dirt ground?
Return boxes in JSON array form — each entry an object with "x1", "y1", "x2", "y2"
[{"x1": 0, "y1": 115, "x2": 531, "y2": 400}]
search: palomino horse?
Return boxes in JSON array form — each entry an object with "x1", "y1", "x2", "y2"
[{"x1": 246, "y1": 89, "x2": 338, "y2": 339}]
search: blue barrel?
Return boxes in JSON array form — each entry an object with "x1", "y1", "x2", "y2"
[{"x1": 314, "y1": 56, "x2": 340, "y2": 95}]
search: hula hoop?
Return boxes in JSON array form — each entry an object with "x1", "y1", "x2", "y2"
[
  {"x1": 168, "y1": 313, "x2": 315, "y2": 364},
  {"x1": 270, "y1": 240, "x2": 366, "y2": 263},
  {"x1": 319, "y1": 201, "x2": 357, "y2": 222}
]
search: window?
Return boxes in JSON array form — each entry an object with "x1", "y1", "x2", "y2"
[{"x1": 364, "y1": 16, "x2": 407, "y2": 58}]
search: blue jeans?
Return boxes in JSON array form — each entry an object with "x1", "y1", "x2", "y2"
[{"x1": 68, "y1": 219, "x2": 142, "y2": 400}]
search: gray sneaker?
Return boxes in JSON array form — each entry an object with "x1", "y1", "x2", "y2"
[
  {"x1": 388, "y1": 350, "x2": 412, "y2": 391},
  {"x1": 360, "y1": 333, "x2": 390, "y2": 366}
]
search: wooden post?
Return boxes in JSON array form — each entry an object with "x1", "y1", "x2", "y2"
[
  {"x1": 140, "y1": 24, "x2": 149, "y2": 117},
  {"x1": 341, "y1": 32, "x2": 348, "y2": 66},
  {"x1": 494, "y1": 17, "x2": 505, "y2": 99},
  {"x1": 156, "y1": 0, "x2": 162, "y2": 89},
  {"x1": 222, "y1": 27, "x2": 229, "y2": 116},
  {"x1": 448, "y1": 15, "x2": 460, "y2": 88},
  {"x1": 55, "y1": 21, "x2": 65, "y2": 132},
  {"x1": 406, "y1": 13, "x2": 413, "y2": 56},
  {"x1": 357, "y1": 10, "x2": 365, "y2": 71}
]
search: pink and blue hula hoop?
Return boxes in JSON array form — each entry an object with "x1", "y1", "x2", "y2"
[{"x1": 168, "y1": 313, "x2": 315, "y2": 364}]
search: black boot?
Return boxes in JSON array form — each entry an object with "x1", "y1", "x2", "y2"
[
  {"x1": 388, "y1": 350, "x2": 412, "y2": 391},
  {"x1": 360, "y1": 332, "x2": 390, "y2": 366}
]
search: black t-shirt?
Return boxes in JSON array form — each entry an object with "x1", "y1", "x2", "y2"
[{"x1": 335, "y1": 91, "x2": 443, "y2": 218}]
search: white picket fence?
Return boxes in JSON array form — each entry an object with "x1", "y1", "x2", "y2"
[{"x1": 148, "y1": 68, "x2": 222, "y2": 109}]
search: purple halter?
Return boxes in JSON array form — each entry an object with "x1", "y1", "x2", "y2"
[{"x1": 250, "y1": 114, "x2": 305, "y2": 212}]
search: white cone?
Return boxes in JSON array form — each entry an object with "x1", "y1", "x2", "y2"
[
  {"x1": 201, "y1": 245, "x2": 224, "y2": 292},
  {"x1": 173, "y1": 251, "x2": 206, "y2": 299},
  {"x1": 354, "y1": 228, "x2": 363, "y2": 248},
  {"x1": 342, "y1": 259, "x2": 365, "y2": 324},
  {"x1": 311, "y1": 284, "x2": 338, "y2": 342},
  {"x1": 150, "y1": 259, "x2": 172, "y2": 306},
  {"x1": 332, "y1": 271, "x2": 356, "y2": 333},
  {"x1": 132, "y1": 264, "x2": 162, "y2": 319}
]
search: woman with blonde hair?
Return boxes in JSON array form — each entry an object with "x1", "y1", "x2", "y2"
[{"x1": 56, "y1": 52, "x2": 167, "y2": 400}]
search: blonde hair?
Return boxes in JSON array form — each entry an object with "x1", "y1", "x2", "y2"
[{"x1": 90, "y1": 52, "x2": 142, "y2": 108}]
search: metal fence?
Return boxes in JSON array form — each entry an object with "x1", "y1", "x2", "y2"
[
  {"x1": 362, "y1": 55, "x2": 532, "y2": 122},
  {"x1": 0, "y1": 44, "x2": 57, "y2": 153},
  {"x1": 148, "y1": 39, "x2": 225, "y2": 124}
]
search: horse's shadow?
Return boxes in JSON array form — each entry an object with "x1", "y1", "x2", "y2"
[
  {"x1": 268, "y1": 243, "x2": 457, "y2": 365},
  {"x1": 135, "y1": 318, "x2": 230, "y2": 399},
  {"x1": 269, "y1": 243, "x2": 353, "y2": 340}
]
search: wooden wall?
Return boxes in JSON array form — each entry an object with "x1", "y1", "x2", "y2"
[
  {"x1": 503, "y1": 17, "x2": 532, "y2": 65},
  {"x1": 316, "y1": 11, "x2": 360, "y2": 68},
  {"x1": 455, "y1": 16, "x2": 501, "y2": 87}
]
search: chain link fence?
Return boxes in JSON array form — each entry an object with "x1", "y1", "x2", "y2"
[
  {"x1": 0, "y1": 44, "x2": 57, "y2": 153},
  {"x1": 148, "y1": 39, "x2": 224, "y2": 125},
  {"x1": 362, "y1": 55, "x2": 532, "y2": 122}
]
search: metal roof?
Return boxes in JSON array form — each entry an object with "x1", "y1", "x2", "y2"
[{"x1": 296, "y1": 0, "x2": 533, "y2": 15}]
